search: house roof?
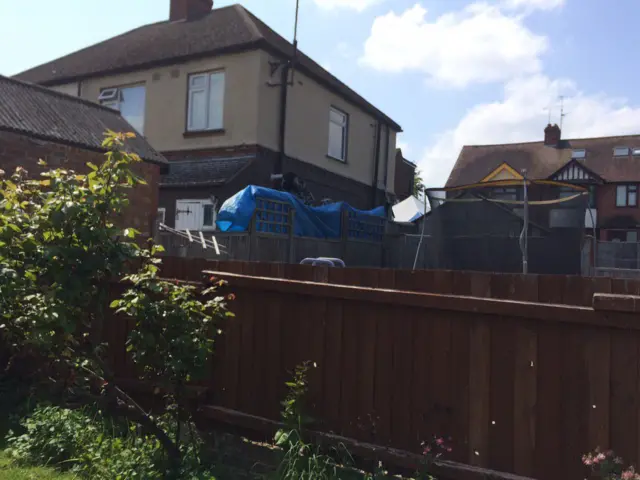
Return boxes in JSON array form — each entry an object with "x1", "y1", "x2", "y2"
[
  {"x1": 160, "y1": 156, "x2": 253, "y2": 187},
  {"x1": 446, "y1": 134, "x2": 640, "y2": 187},
  {"x1": 15, "y1": 4, "x2": 401, "y2": 132},
  {"x1": 0, "y1": 75, "x2": 167, "y2": 166}
]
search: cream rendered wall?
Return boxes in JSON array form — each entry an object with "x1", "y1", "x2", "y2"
[
  {"x1": 257, "y1": 51, "x2": 397, "y2": 193},
  {"x1": 50, "y1": 82, "x2": 79, "y2": 96},
  {"x1": 77, "y1": 51, "x2": 262, "y2": 152}
]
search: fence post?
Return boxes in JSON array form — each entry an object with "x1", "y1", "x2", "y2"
[
  {"x1": 341, "y1": 210, "x2": 349, "y2": 262},
  {"x1": 288, "y1": 209, "x2": 296, "y2": 264},
  {"x1": 248, "y1": 212, "x2": 256, "y2": 262}
]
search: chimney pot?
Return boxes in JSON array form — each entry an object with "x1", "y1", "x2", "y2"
[
  {"x1": 170, "y1": 0, "x2": 213, "y2": 21},
  {"x1": 544, "y1": 123, "x2": 561, "y2": 147}
]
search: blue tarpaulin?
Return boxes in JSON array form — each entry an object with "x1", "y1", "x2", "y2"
[{"x1": 216, "y1": 186, "x2": 385, "y2": 239}]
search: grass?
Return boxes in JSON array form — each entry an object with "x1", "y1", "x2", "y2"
[{"x1": 0, "y1": 452, "x2": 77, "y2": 480}]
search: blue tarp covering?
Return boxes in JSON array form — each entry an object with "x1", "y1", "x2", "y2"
[{"x1": 216, "y1": 186, "x2": 385, "y2": 239}]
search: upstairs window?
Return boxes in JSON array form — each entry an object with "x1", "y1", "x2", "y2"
[
  {"x1": 571, "y1": 149, "x2": 586, "y2": 159},
  {"x1": 328, "y1": 107, "x2": 348, "y2": 162},
  {"x1": 99, "y1": 85, "x2": 146, "y2": 134},
  {"x1": 614, "y1": 146, "x2": 630, "y2": 157},
  {"x1": 187, "y1": 71, "x2": 225, "y2": 131},
  {"x1": 491, "y1": 187, "x2": 518, "y2": 201},
  {"x1": 616, "y1": 184, "x2": 637, "y2": 207}
]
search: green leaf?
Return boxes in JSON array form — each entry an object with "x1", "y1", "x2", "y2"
[
  {"x1": 86, "y1": 162, "x2": 99, "y2": 171},
  {"x1": 109, "y1": 300, "x2": 120, "y2": 308}
]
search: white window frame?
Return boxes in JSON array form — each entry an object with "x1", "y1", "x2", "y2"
[
  {"x1": 175, "y1": 199, "x2": 217, "y2": 232},
  {"x1": 328, "y1": 107, "x2": 348, "y2": 162},
  {"x1": 571, "y1": 149, "x2": 586, "y2": 159},
  {"x1": 614, "y1": 146, "x2": 630, "y2": 157},
  {"x1": 616, "y1": 184, "x2": 638, "y2": 207},
  {"x1": 187, "y1": 71, "x2": 225, "y2": 132},
  {"x1": 99, "y1": 84, "x2": 146, "y2": 133}
]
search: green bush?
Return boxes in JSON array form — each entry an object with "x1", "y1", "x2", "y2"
[{"x1": 5, "y1": 406, "x2": 216, "y2": 479}]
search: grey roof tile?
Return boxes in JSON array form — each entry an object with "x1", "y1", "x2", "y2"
[
  {"x1": 160, "y1": 156, "x2": 253, "y2": 187},
  {"x1": 0, "y1": 75, "x2": 167, "y2": 165}
]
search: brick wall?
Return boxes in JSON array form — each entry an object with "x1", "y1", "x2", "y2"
[
  {"x1": 596, "y1": 183, "x2": 640, "y2": 239},
  {"x1": 0, "y1": 130, "x2": 160, "y2": 236}
]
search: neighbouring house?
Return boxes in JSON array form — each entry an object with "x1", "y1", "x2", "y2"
[
  {"x1": 16, "y1": 0, "x2": 402, "y2": 233},
  {"x1": 0, "y1": 75, "x2": 167, "y2": 236},
  {"x1": 447, "y1": 124, "x2": 640, "y2": 242},
  {"x1": 393, "y1": 148, "x2": 416, "y2": 201}
]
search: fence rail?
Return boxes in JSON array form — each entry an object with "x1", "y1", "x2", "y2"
[
  {"x1": 104, "y1": 259, "x2": 640, "y2": 480},
  {"x1": 158, "y1": 256, "x2": 640, "y2": 307}
]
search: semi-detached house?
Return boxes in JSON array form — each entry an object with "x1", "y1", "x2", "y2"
[{"x1": 16, "y1": 0, "x2": 402, "y2": 232}]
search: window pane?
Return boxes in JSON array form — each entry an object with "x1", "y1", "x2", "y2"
[
  {"x1": 328, "y1": 122, "x2": 344, "y2": 160},
  {"x1": 330, "y1": 109, "x2": 346, "y2": 125},
  {"x1": 119, "y1": 85, "x2": 146, "y2": 134},
  {"x1": 190, "y1": 74, "x2": 206, "y2": 89},
  {"x1": 617, "y1": 185, "x2": 627, "y2": 206},
  {"x1": 207, "y1": 72, "x2": 225, "y2": 130},
  {"x1": 614, "y1": 147, "x2": 630, "y2": 156},
  {"x1": 571, "y1": 149, "x2": 586, "y2": 159},
  {"x1": 629, "y1": 191, "x2": 637, "y2": 206},
  {"x1": 627, "y1": 231, "x2": 638, "y2": 243},
  {"x1": 188, "y1": 89, "x2": 207, "y2": 130},
  {"x1": 203, "y1": 204, "x2": 214, "y2": 227}
]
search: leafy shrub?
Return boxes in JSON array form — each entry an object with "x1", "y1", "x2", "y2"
[
  {"x1": 583, "y1": 448, "x2": 636, "y2": 479},
  {"x1": 5, "y1": 406, "x2": 216, "y2": 479}
]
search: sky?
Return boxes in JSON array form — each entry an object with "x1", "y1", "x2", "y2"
[{"x1": 2, "y1": 0, "x2": 640, "y2": 188}]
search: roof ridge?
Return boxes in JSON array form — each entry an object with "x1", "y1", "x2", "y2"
[
  {"x1": 14, "y1": 20, "x2": 168, "y2": 80},
  {"x1": 465, "y1": 132, "x2": 640, "y2": 149},
  {"x1": 0, "y1": 74, "x2": 120, "y2": 114},
  {"x1": 233, "y1": 4, "x2": 264, "y2": 41}
]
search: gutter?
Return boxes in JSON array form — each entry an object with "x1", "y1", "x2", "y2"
[{"x1": 382, "y1": 125, "x2": 391, "y2": 195}]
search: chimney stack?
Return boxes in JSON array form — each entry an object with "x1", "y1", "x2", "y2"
[
  {"x1": 544, "y1": 123, "x2": 561, "y2": 147},
  {"x1": 170, "y1": 0, "x2": 213, "y2": 21}
]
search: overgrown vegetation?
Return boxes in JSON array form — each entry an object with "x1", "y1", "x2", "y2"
[
  {"x1": 0, "y1": 132, "x2": 231, "y2": 478},
  {"x1": 583, "y1": 448, "x2": 638, "y2": 479}
]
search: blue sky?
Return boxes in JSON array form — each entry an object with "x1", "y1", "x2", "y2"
[{"x1": 3, "y1": 0, "x2": 640, "y2": 187}]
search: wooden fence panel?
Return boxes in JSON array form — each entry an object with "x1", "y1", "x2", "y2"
[{"x1": 101, "y1": 261, "x2": 640, "y2": 479}]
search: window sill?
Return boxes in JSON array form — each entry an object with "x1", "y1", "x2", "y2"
[
  {"x1": 183, "y1": 129, "x2": 225, "y2": 138},
  {"x1": 326, "y1": 154, "x2": 347, "y2": 164}
]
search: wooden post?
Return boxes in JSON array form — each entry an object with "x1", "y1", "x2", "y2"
[
  {"x1": 248, "y1": 212, "x2": 256, "y2": 262},
  {"x1": 341, "y1": 210, "x2": 349, "y2": 263},
  {"x1": 288, "y1": 209, "x2": 296, "y2": 264}
]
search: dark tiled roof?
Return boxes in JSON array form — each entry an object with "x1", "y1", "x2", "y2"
[
  {"x1": 160, "y1": 156, "x2": 253, "y2": 187},
  {"x1": 15, "y1": 5, "x2": 401, "y2": 131},
  {"x1": 0, "y1": 75, "x2": 167, "y2": 165},
  {"x1": 447, "y1": 134, "x2": 640, "y2": 187}
]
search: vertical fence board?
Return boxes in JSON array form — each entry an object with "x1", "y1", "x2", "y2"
[
  {"x1": 323, "y1": 300, "x2": 344, "y2": 435},
  {"x1": 307, "y1": 296, "x2": 328, "y2": 426},
  {"x1": 238, "y1": 287, "x2": 256, "y2": 414},
  {"x1": 468, "y1": 318, "x2": 491, "y2": 467},
  {"x1": 610, "y1": 330, "x2": 639, "y2": 463},
  {"x1": 340, "y1": 301, "x2": 360, "y2": 439},
  {"x1": 428, "y1": 313, "x2": 453, "y2": 442},
  {"x1": 449, "y1": 316, "x2": 471, "y2": 464},
  {"x1": 390, "y1": 314, "x2": 414, "y2": 450},
  {"x1": 561, "y1": 325, "x2": 588, "y2": 479},
  {"x1": 488, "y1": 318, "x2": 516, "y2": 472},
  {"x1": 512, "y1": 322, "x2": 537, "y2": 476},
  {"x1": 534, "y1": 323, "x2": 563, "y2": 479},
  {"x1": 263, "y1": 291, "x2": 284, "y2": 419},
  {"x1": 356, "y1": 310, "x2": 377, "y2": 442},
  {"x1": 411, "y1": 310, "x2": 432, "y2": 448},
  {"x1": 373, "y1": 308, "x2": 393, "y2": 446},
  {"x1": 585, "y1": 328, "x2": 611, "y2": 453}
]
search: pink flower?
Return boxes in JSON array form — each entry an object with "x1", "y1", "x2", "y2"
[
  {"x1": 446, "y1": 447, "x2": 452, "y2": 453},
  {"x1": 596, "y1": 453, "x2": 606, "y2": 462},
  {"x1": 435, "y1": 438, "x2": 444, "y2": 446},
  {"x1": 584, "y1": 458, "x2": 593, "y2": 466},
  {"x1": 622, "y1": 470, "x2": 636, "y2": 480},
  {"x1": 423, "y1": 446, "x2": 431, "y2": 455}
]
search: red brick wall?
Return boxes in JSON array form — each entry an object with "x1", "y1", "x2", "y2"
[
  {"x1": 596, "y1": 183, "x2": 640, "y2": 236},
  {"x1": 0, "y1": 131, "x2": 160, "y2": 236}
]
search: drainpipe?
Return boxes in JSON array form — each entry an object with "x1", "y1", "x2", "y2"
[
  {"x1": 371, "y1": 122, "x2": 382, "y2": 208},
  {"x1": 382, "y1": 125, "x2": 391, "y2": 198},
  {"x1": 275, "y1": 62, "x2": 291, "y2": 177}
]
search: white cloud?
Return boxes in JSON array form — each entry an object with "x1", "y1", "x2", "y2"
[
  {"x1": 313, "y1": 0, "x2": 382, "y2": 12},
  {"x1": 419, "y1": 75, "x2": 640, "y2": 187},
  {"x1": 501, "y1": 0, "x2": 565, "y2": 12},
  {"x1": 360, "y1": 3, "x2": 548, "y2": 88}
]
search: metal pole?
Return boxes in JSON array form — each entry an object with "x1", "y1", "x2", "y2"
[{"x1": 413, "y1": 192, "x2": 428, "y2": 271}]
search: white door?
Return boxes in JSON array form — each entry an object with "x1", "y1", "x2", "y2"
[{"x1": 175, "y1": 200, "x2": 202, "y2": 231}]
